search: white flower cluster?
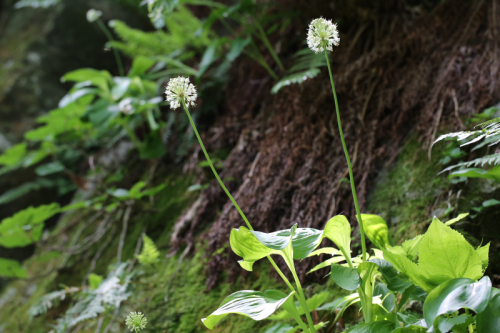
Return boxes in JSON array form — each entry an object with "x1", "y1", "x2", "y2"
[
  {"x1": 307, "y1": 18, "x2": 340, "y2": 53},
  {"x1": 125, "y1": 312, "x2": 147, "y2": 332},
  {"x1": 86, "y1": 9, "x2": 102, "y2": 23},
  {"x1": 165, "y1": 76, "x2": 197, "y2": 110}
]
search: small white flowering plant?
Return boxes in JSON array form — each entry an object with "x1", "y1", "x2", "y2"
[
  {"x1": 126, "y1": 311, "x2": 147, "y2": 332},
  {"x1": 172, "y1": 18, "x2": 495, "y2": 333}
]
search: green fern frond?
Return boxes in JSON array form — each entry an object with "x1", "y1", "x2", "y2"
[
  {"x1": 136, "y1": 234, "x2": 160, "y2": 265},
  {"x1": 271, "y1": 48, "x2": 326, "y2": 94},
  {"x1": 29, "y1": 287, "x2": 80, "y2": 319},
  {"x1": 110, "y1": 6, "x2": 210, "y2": 58},
  {"x1": 441, "y1": 153, "x2": 500, "y2": 173}
]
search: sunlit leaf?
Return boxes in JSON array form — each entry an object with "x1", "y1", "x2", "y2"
[
  {"x1": 306, "y1": 247, "x2": 339, "y2": 257},
  {"x1": 331, "y1": 264, "x2": 360, "y2": 291},
  {"x1": 423, "y1": 276, "x2": 491, "y2": 329},
  {"x1": 360, "y1": 214, "x2": 393, "y2": 249},
  {"x1": 0, "y1": 257, "x2": 27, "y2": 278},
  {"x1": 476, "y1": 288, "x2": 500, "y2": 332},
  {"x1": 323, "y1": 215, "x2": 351, "y2": 261},
  {"x1": 201, "y1": 290, "x2": 294, "y2": 330},
  {"x1": 307, "y1": 255, "x2": 346, "y2": 274},
  {"x1": 444, "y1": 213, "x2": 469, "y2": 226},
  {"x1": 291, "y1": 228, "x2": 324, "y2": 259}
]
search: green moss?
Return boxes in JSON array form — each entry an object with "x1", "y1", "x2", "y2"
[{"x1": 367, "y1": 135, "x2": 448, "y2": 243}]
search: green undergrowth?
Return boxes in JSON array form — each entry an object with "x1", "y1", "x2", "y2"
[{"x1": 367, "y1": 135, "x2": 449, "y2": 243}]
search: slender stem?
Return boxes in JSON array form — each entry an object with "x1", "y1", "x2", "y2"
[
  {"x1": 253, "y1": 17, "x2": 284, "y2": 72},
  {"x1": 290, "y1": 268, "x2": 316, "y2": 333},
  {"x1": 181, "y1": 100, "x2": 297, "y2": 293},
  {"x1": 96, "y1": 19, "x2": 125, "y2": 77},
  {"x1": 323, "y1": 48, "x2": 367, "y2": 262},
  {"x1": 464, "y1": 309, "x2": 474, "y2": 333}
]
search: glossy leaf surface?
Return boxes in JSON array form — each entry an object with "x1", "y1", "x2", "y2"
[
  {"x1": 360, "y1": 214, "x2": 393, "y2": 249},
  {"x1": 323, "y1": 215, "x2": 351, "y2": 261},
  {"x1": 291, "y1": 227, "x2": 324, "y2": 259},
  {"x1": 201, "y1": 290, "x2": 293, "y2": 330},
  {"x1": 331, "y1": 264, "x2": 361, "y2": 291},
  {"x1": 476, "y1": 288, "x2": 500, "y2": 332},
  {"x1": 423, "y1": 276, "x2": 491, "y2": 328}
]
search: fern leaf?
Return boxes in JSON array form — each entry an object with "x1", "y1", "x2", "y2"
[
  {"x1": 136, "y1": 234, "x2": 160, "y2": 265},
  {"x1": 441, "y1": 153, "x2": 500, "y2": 173}
]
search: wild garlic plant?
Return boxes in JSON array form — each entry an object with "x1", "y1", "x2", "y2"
[{"x1": 166, "y1": 18, "x2": 499, "y2": 333}]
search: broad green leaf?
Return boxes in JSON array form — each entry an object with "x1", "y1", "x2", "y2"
[
  {"x1": 230, "y1": 225, "x2": 296, "y2": 271},
  {"x1": 307, "y1": 255, "x2": 346, "y2": 274},
  {"x1": 291, "y1": 228, "x2": 324, "y2": 259},
  {"x1": 109, "y1": 188, "x2": 130, "y2": 199},
  {"x1": 444, "y1": 213, "x2": 469, "y2": 226},
  {"x1": 383, "y1": 249, "x2": 437, "y2": 292},
  {"x1": 423, "y1": 276, "x2": 491, "y2": 329},
  {"x1": 0, "y1": 143, "x2": 27, "y2": 166},
  {"x1": 226, "y1": 37, "x2": 251, "y2": 62},
  {"x1": 483, "y1": 198, "x2": 500, "y2": 207},
  {"x1": 374, "y1": 282, "x2": 395, "y2": 312},
  {"x1": 476, "y1": 288, "x2": 500, "y2": 332},
  {"x1": 201, "y1": 290, "x2": 293, "y2": 330},
  {"x1": 306, "y1": 247, "x2": 339, "y2": 257},
  {"x1": 0, "y1": 257, "x2": 27, "y2": 278},
  {"x1": 35, "y1": 162, "x2": 65, "y2": 176},
  {"x1": 419, "y1": 220, "x2": 483, "y2": 285},
  {"x1": 436, "y1": 314, "x2": 473, "y2": 333},
  {"x1": 323, "y1": 215, "x2": 352, "y2": 261},
  {"x1": 370, "y1": 259, "x2": 413, "y2": 292},
  {"x1": 477, "y1": 243, "x2": 490, "y2": 271},
  {"x1": 111, "y1": 77, "x2": 132, "y2": 100},
  {"x1": 344, "y1": 321, "x2": 395, "y2": 333},
  {"x1": 331, "y1": 264, "x2": 360, "y2": 291},
  {"x1": 129, "y1": 56, "x2": 156, "y2": 77},
  {"x1": 401, "y1": 235, "x2": 423, "y2": 260},
  {"x1": 58, "y1": 88, "x2": 97, "y2": 108},
  {"x1": 449, "y1": 165, "x2": 500, "y2": 182},
  {"x1": 360, "y1": 214, "x2": 393, "y2": 249},
  {"x1": 62, "y1": 68, "x2": 111, "y2": 94},
  {"x1": 0, "y1": 204, "x2": 60, "y2": 247}
]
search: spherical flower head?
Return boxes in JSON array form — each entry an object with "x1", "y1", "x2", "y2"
[
  {"x1": 307, "y1": 18, "x2": 340, "y2": 53},
  {"x1": 165, "y1": 76, "x2": 197, "y2": 110},
  {"x1": 125, "y1": 312, "x2": 147, "y2": 332},
  {"x1": 86, "y1": 9, "x2": 102, "y2": 23}
]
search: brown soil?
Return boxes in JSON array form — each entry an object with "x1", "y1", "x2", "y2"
[{"x1": 174, "y1": 0, "x2": 500, "y2": 289}]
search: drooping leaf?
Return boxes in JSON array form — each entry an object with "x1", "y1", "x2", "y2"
[
  {"x1": 0, "y1": 257, "x2": 27, "y2": 278},
  {"x1": 323, "y1": 215, "x2": 352, "y2": 261},
  {"x1": 423, "y1": 276, "x2": 491, "y2": 329},
  {"x1": 291, "y1": 228, "x2": 324, "y2": 259},
  {"x1": 201, "y1": 290, "x2": 294, "y2": 330},
  {"x1": 331, "y1": 264, "x2": 361, "y2": 291},
  {"x1": 449, "y1": 166, "x2": 500, "y2": 182},
  {"x1": 271, "y1": 68, "x2": 320, "y2": 94},
  {"x1": 230, "y1": 225, "x2": 296, "y2": 271},
  {"x1": 360, "y1": 214, "x2": 393, "y2": 249},
  {"x1": 418, "y1": 220, "x2": 483, "y2": 285},
  {"x1": 370, "y1": 259, "x2": 413, "y2": 292},
  {"x1": 58, "y1": 88, "x2": 97, "y2": 108},
  {"x1": 0, "y1": 204, "x2": 60, "y2": 247},
  {"x1": 476, "y1": 288, "x2": 500, "y2": 332}
]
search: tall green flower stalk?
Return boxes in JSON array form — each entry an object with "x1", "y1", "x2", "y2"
[
  {"x1": 307, "y1": 17, "x2": 371, "y2": 323},
  {"x1": 166, "y1": 77, "x2": 316, "y2": 332}
]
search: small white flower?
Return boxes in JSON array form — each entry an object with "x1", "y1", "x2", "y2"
[
  {"x1": 125, "y1": 312, "x2": 147, "y2": 332},
  {"x1": 86, "y1": 9, "x2": 102, "y2": 23},
  {"x1": 165, "y1": 76, "x2": 197, "y2": 110},
  {"x1": 307, "y1": 18, "x2": 340, "y2": 53}
]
